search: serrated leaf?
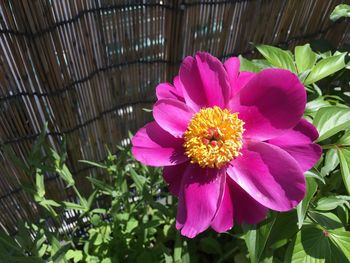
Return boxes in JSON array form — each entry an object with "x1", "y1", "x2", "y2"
[
  {"x1": 304, "y1": 53, "x2": 346, "y2": 85},
  {"x1": 313, "y1": 107, "x2": 350, "y2": 142},
  {"x1": 297, "y1": 177, "x2": 317, "y2": 228},
  {"x1": 256, "y1": 44, "x2": 296, "y2": 72},
  {"x1": 295, "y1": 44, "x2": 317, "y2": 74}
]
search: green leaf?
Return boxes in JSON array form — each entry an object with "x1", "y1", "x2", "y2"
[
  {"x1": 297, "y1": 177, "x2": 317, "y2": 228},
  {"x1": 244, "y1": 214, "x2": 276, "y2": 263},
  {"x1": 305, "y1": 97, "x2": 332, "y2": 115},
  {"x1": 87, "y1": 177, "x2": 114, "y2": 194},
  {"x1": 328, "y1": 230, "x2": 350, "y2": 261},
  {"x1": 295, "y1": 44, "x2": 317, "y2": 73},
  {"x1": 125, "y1": 218, "x2": 139, "y2": 233},
  {"x1": 267, "y1": 211, "x2": 298, "y2": 249},
  {"x1": 316, "y1": 196, "x2": 350, "y2": 211},
  {"x1": 79, "y1": 160, "x2": 108, "y2": 169},
  {"x1": 309, "y1": 211, "x2": 345, "y2": 230},
  {"x1": 86, "y1": 255, "x2": 100, "y2": 263},
  {"x1": 256, "y1": 44, "x2": 296, "y2": 72},
  {"x1": 289, "y1": 225, "x2": 348, "y2": 263},
  {"x1": 58, "y1": 165, "x2": 75, "y2": 187},
  {"x1": 238, "y1": 55, "x2": 262, "y2": 72},
  {"x1": 330, "y1": 4, "x2": 350, "y2": 21},
  {"x1": 62, "y1": 201, "x2": 87, "y2": 212},
  {"x1": 305, "y1": 170, "x2": 325, "y2": 184},
  {"x1": 304, "y1": 53, "x2": 346, "y2": 85},
  {"x1": 338, "y1": 130, "x2": 350, "y2": 146},
  {"x1": 129, "y1": 168, "x2": 147, "y2": 193},
  {"x1": 313, "y1": 107, "x2": 350, "y2": 142},
  {"x1": 51, "y1": 242, "x2": 72, "y2": 263},
  {"x1": 66, "y1": 250, "x2": 83, "y2": 263},
  {"x1": 40, "y1": 199, "x2": 61, "y2": 207},
  {"x1": 321, "y1": 149, "x2": 339, "y2": 177},
  {"x1": 51, "y1": 149, "x2": 75, "y2": 187},
  {"x1": 173, "y1": 232, "x2": 182, "y2": 263},
  {"x1": 35, "y1": 172, "x2": 45, "y2": 198},
  {"x1": 337, "y1": 147, "x2": 350, "y2": 194}
]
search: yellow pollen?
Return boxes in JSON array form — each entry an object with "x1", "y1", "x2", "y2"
[{"x1": 183, "y1": 106, "x2": 245, "y2": 169}]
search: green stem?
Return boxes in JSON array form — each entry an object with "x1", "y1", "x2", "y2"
[
  {"x1": 72, "y1": 185, "x2": 84, "y2": 203},
  {"x1": 321, "y1": 144, "x2": 344, "y2": 150}
]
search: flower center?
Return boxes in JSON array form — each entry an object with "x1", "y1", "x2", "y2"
[{"x1": 183, "y1": 106, "x2": 244, "y2": 169}]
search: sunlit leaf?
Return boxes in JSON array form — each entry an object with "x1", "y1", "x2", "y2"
[
  {"x1": 330, "y1": 4, "x2": 350, "y2": 21},
  {"x1": 244, "y1": 214, "x2": 276, "y2": 263},
  {"x1": 256, "y1": 44, "x2": 296, "y2": 72},
  {"x1": 304, "y1": 53, "x2": 346, "y2": 85},
  {"x1": 337, "y1": 147, "x2": 350, "y2": 194},
  {"x1": 295, "y1": 44, "x2": 317, "y2": 74},
  {"x1": 297, "y1": 177, "x2": 317, "y2": 228},
  {"x1": 313, "y1": 107, "x2": 350, "y2": 142}
]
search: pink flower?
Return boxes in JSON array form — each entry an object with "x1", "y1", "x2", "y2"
[{"x1": 131, "y1": 52, "x2": 322, "y2": 238}]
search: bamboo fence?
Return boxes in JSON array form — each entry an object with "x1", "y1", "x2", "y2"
[{"x1": 0, "y1": 0, "x2": 349, "y2": 235}]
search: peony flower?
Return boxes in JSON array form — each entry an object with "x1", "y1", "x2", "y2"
[{"x1": 131, "y1": 52, "x2": 322, "y2": 238}]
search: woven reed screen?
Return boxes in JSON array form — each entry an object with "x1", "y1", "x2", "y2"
[{"x1": 0, "y1": 0, "x2": 349, "y2": 235}]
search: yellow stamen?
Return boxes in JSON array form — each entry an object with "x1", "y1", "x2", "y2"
[{"x1": 183, "y1": 106, "x2": 244, "y2": 169}]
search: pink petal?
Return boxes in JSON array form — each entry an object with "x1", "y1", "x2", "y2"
[
  {"x1": 163, "y1": 162, "x2": 189, "y2": 196},
  {"x1": 153, "y1": 98, "x2": 194, "y2": 138},
  {"x1": 227, "y1": 141, "x2": 305, "y2": 211},
  {"x1": 234, "y1": 72, "x2": 255, "y2": 95},
  {"x1": 224, "y1": 57, "x2": 240, "y2": 90},
  {"x1": 173, "y1": 76, "x2": 184, "y2": 98},
  {"x1": 269, "y1": 119, "x2": 319, "y2": 144},
  {"x1": 179, "y1": 52, "x2": 231, "y2": 111},
  {"x1": 176, "y1": 165, "x2": 226, "y2": 238},
  {"x1": 228, "y1": 178, "x2": 268, "y2": 224},
  {"x1": 131, "y1": 122, "x2": 188, "y2": 166},
  {"x1": 211, "y1": 182, "x2": 234, "y2": 232},
  {"x1": 269, "y1": 119, "x2": 322, "y2": 171},
  {"x1": 156, "y1": 83, "x2": 183, "y2": 101},
  {"x1": 276, "y1": 144, "x2": 322, "y2": 172},
  {"x1": 230, "y1": 69, "x2": 306, "y2": 141}
]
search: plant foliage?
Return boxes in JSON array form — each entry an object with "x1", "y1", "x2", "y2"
[{"x1": 1, "y1": 9, "x2": 350, "y2": 261}]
